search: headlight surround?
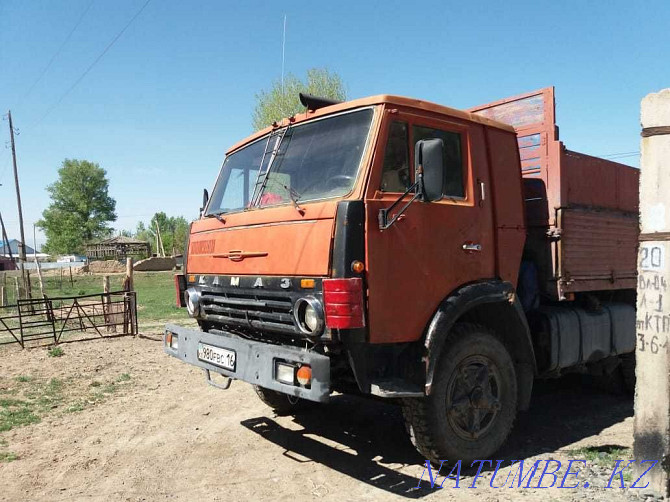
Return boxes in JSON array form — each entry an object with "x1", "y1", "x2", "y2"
[
  {"x1": 293, "y1": 297, "x2": 324, "y2": 335},
  {"x1": 186, "y1": 288, "x2": 201, "y2": 317}
]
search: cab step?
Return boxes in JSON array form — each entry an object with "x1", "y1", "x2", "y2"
[{"x1": 370, "y1": 379, "x2": 424, "y2": 398}]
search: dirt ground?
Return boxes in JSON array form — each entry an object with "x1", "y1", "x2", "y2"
[{"x1": 0, "y1": 332, "x2": 648, "y2": 502}]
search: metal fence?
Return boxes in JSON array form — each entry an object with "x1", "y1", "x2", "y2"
[{"x1": 0, "y1": 291, "x2": 137, "y2": 348}]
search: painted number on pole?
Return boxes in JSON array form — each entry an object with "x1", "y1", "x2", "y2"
[{"x1": 640, "y1": 244, "x2": 665, "y2": 271}]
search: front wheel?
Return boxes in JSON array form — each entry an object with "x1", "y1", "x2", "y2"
[
  {"x1": 402, "y1": 323, "x2": 518, "y2": 465},
  {"x1": 253, "y1": 385, "x2": 316, "y2": 415}
]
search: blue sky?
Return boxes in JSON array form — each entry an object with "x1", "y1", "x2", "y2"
[{"x1": 1, "y1": 0, "x2": 668, "y2": 248}]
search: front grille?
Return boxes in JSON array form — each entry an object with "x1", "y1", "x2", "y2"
[{"x1": 200, "y1": 289, "x2": 298, "y2": 335}]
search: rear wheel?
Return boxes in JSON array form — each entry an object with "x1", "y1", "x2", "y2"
[
  {"x1": 253, "y1": 385, "x2": 316, "y2": 415},
  {"x1": 620, "y1": 352, "x2": 636, "y2": 395},
  {"x1": 402, "y1": 323, "x2": 518, "y2": 464}
]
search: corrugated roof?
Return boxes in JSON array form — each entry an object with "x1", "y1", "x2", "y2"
[{"x1": 0, "y1": 239, "x2": 36, "y2": 255}]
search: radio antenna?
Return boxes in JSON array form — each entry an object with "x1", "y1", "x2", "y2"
[{"x1": 281, "y1": 15, "x2": 286, "y2": 94}]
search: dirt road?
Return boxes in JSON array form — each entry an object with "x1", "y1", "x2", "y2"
[{"x1": 0, "y1": 334, "x2": 644, "y2": 501}]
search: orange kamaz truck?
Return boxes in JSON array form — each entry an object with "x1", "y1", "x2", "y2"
[{"x1": 165, "y1": 87, "x2": 639, "y2": 463}]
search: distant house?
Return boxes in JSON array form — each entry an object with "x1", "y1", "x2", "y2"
[
  {"x1": 85, "y1": 236, "x2": 151, "y2": 261},
  {"x1": 0, "y1": 239, "x2": 49, "y2": 263}
]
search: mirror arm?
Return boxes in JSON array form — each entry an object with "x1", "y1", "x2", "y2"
[
  {"x1": 200, "y1": 188, "x2": 210, "y2": 217},
  {"x1": 378, "y1": 172, "x2": 424, "y2": 230}
]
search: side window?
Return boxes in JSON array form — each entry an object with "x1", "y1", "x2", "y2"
[
  {"x1": 380, "y1": 121, "x2": 410, "y2": 192},
  {"x1": 413, "y1": 125, "x2": 464, "y2": 198}
]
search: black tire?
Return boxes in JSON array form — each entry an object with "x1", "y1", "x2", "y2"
[
  {"x1": 620, "y1": 352, "x2": 636, "y2": 395},
  {"x1": 253, "y1": 385, "x2": 315, "y2": 415},
  {"x1": 402, "y1": 323, "x2": 518, "y2": 465},
  {"x1": 591, "y1": 355, "x2": 635, "y2": 396}
]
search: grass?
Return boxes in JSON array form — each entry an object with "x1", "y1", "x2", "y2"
[
  {"x1": 36, "y1": 271, "x2": 184, "y2": 323},
  {"x1": 568, "y1": 445, "x2": 634, "y2": 482},
  {"x1": 47, "y1": 346, "x2": 64, "y2": 358},
  {"x1": 2, "y1": 270, "x2": 190, "y2": 333},
  {"x1": 1, "y1": 373, "x2": 134, "y2": 427},
  {"x1": 0, "y1": 400, "x2": 42, "y2": 431},
  {"x1": 568, "y1": 445, "x2": 632, "y2": 463},
  {"x1": 0, "y1": 451, "x2": 18, "y2": 463}
]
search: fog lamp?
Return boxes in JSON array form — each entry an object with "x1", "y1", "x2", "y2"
[
  {"x1": 165, "y1": 331, "x2": 179, "y2": 350},
  {"x1": 275, "y1": 362, "x2": 296, "y2": 385}
]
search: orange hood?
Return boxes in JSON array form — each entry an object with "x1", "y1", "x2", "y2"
[{"x1": 187, "y1": 201, "x2": 338, "y2": 277}]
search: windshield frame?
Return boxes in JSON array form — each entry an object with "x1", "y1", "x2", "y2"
[{"x1": 204, "y1": 106, "x2": 377, "y2": 217}]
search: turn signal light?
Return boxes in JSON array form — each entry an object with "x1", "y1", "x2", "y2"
[
  {"x1": 301, "y1": 278, "x2": 315, "y2": 289},
  {"x1": 351, "y1": 260, "x2": 365, "y2": 273},
  {"x1": 322, "y1": 278, "x2": 365, "y2": 329},
  {"x1": 296, "y1": 365, "x2": 312, "y2": 386}
]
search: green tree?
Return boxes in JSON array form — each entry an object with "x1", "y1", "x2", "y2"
[
  {"x1": 252, "y1": 68, "x2": 347, "y2": 131},
  {"x1": 135, "y1": 213, "x2": 189, "y2": 256},
  {"x1": 37, "y1": 159, "x2": 117, "y2": 254}
]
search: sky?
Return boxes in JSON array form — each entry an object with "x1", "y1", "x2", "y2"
[{"x1": 0, "y1": 0, "x2": 668, "y2": 250}]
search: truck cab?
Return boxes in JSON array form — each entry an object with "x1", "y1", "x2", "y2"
[{"x1": 165, "y1": 89, "x2": 637, "y2": 463}]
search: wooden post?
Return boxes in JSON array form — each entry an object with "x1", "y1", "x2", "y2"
[
  {"x1": 7, "y1": 111, "x2": 31, "y2": 302},
  {"x1": 0, "y1": 286, "x2": 5, "y2": 307},
  {"x1": 103, "y1": 275, "x2": 114, "y2": 332},
  {"x1": 25, "y1": 270, "x2": 34, "y2": 312},
  {"x1": 33, "y1": 224, "x2": 44, "y2": 298},
  {"x1": 14, "y1": 276, "x2": 21, "y2": 302},
  {"x1": 69, "y1": 265, "x2": 73, "y2": 286},
  {"x1": 124, "y1": 257, "x2": 134, "y2": 291},
  {"x1": 123, "y1": 258, "x2": 136, "y2": 336},
  {"x1": 154, "y1": 221, "x2": 166, "y2": 257}
]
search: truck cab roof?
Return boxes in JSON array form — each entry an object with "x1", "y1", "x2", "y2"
[{"x1": 226, "y1": 94, "x2": 516, "y2": 155}]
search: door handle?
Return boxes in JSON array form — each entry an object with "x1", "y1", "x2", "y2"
[{"x1": 462, "y1": 243, "x2": 482, "y2": 252}]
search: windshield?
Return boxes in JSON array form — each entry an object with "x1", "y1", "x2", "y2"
[{"x1": 206, "y1": 108, "x2": 373, "y2": 215}]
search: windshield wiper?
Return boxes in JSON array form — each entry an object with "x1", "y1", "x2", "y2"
[
  {"x1": 282, "y1": 183, "x2": 304, "y2": 213},
  {"x1": 266, "y1": 180, "x2": 304, "y2": 214},
  {"x1": 204, "y1": 211, "x2": 226, "y2": 223}
]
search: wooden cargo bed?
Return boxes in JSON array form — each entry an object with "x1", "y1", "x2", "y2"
[{"x1": 469, "y1": 87, "x2": 639, "y2": 300}]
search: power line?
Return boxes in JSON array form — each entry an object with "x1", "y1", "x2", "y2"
[
  {"x1": 19, "y1": 0, "x2": 96, "y2": 105},
  {"x1": 600, "y1": 150, "x2": 640, "y2": 159},
  {"x1": 29, "y1": 0, "x2": 152, "y2": 131}
]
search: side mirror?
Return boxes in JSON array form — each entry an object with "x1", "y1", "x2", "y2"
[
  {"x1": 201, "y1": 188, "x2": 209, "y2": 214},
  {"x1": 415, "y1": 138, "x2": 443, "y2": 202}
]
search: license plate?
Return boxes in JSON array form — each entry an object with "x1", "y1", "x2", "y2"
[{"x1": 197, "y1": 343, "x2": 236, "y2": 371}]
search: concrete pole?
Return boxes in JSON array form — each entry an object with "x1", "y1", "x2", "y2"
[{"x1": 635, "y1": 88, "x2": 670, "y2": 496}]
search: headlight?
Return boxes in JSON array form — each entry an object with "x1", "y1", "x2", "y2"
[
  {"x1": 304, "y1": 304, "x2": 319, "y2": 332},
  {"x1": 294, "y1": 297, "x2": 324, "y2": 335},
  {"x1": 186, "y1": 288, "x2": 201, "y2": 317}
]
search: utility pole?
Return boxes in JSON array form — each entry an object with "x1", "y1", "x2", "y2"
[
  {"x1": 0, "y1": 211, "x2": 14, "y2": 263},
  {"x1": 7, "y1": 110, "x2": 31, "y2": 300},
  {"x1": 635, "y1": 88, "x2": 670, "y2": 496}
]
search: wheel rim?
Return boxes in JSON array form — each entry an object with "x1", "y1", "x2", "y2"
[{"x1": 446, "y1": 355, "x2": 502, "y2": 440}]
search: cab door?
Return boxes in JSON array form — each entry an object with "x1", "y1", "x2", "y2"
[{"x1": 364, "y1": 107, "x2": 495, "y2": 344}]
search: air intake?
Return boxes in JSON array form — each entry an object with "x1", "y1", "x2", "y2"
[{"x1": 299, "y1": 93, "x2": 342, "y2": 111}]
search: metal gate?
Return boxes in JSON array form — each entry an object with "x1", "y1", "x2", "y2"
[{"x1": 0, "y1": 291, "x2": 137, "y2": 348}]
